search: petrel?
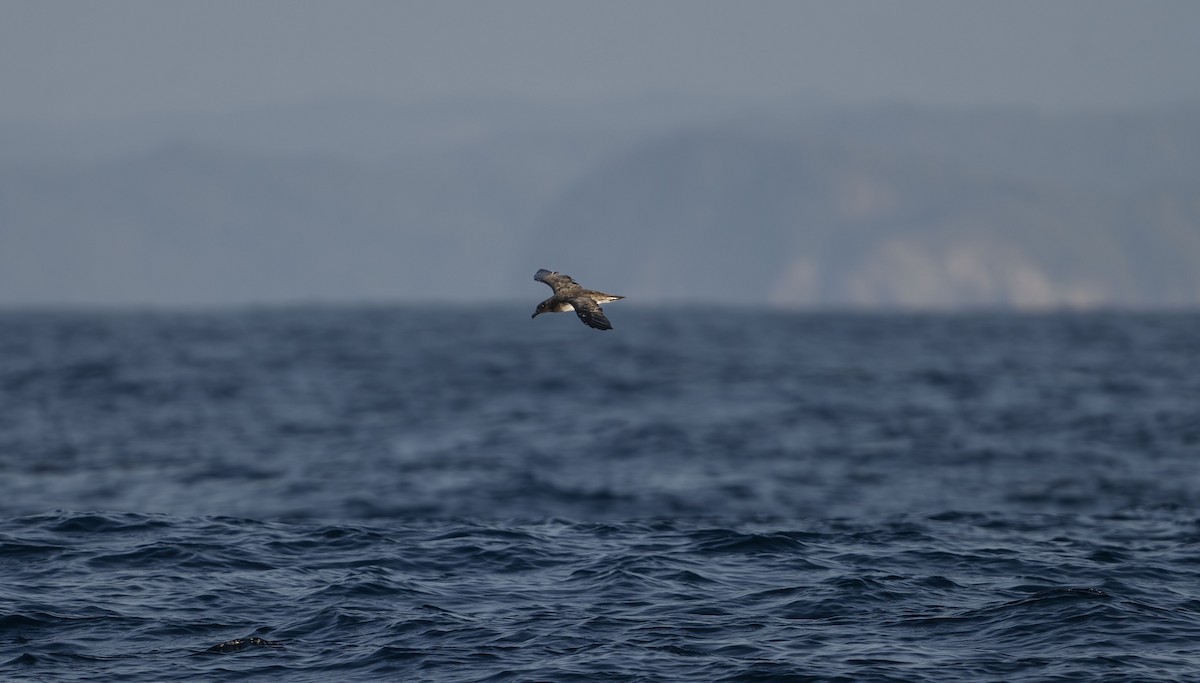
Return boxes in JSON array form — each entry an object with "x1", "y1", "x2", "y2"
[{"x1": 531, "y1": 268, "x2": 624, "y2": 330}]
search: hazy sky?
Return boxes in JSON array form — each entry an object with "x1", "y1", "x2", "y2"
[{"x1": 3, "y1": 0, "x2": 1199, "y2": 123}]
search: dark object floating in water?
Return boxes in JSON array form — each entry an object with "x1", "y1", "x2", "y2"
[
  {"x1": 205, "y1": 637, "x2": 283, "y2": 654},
  {"x1": 531, "y1": 268, "x2": 625, "y2": 330}
]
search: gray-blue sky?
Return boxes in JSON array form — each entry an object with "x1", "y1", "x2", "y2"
[{"x1": 3, "y1": 0, "x2": 1199, "y2": 123}]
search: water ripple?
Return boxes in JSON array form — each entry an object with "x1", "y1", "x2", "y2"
[{"x1": 0, "y1": 511, "x2": 1198, "y2": 681}]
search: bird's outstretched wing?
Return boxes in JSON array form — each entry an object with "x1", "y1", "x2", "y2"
[
  {"x1": 535, "y1": 269, "x2": 580, "y2": 294},
  {"x1": 568, "y1": 297, "x2": 613, "y2": 330}
]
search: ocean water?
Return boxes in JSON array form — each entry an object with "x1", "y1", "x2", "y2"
[{"x1": 1, "y1": 307, "x2": 1198, "y2": 681}]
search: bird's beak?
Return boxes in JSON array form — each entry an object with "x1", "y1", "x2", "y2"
[{"x1": 531, "y1": 311, "x2": 540, "y2": 319}]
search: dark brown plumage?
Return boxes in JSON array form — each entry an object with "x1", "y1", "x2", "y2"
[{"x1": 531, "y1": 268, "x2": 624, "y2": 330}]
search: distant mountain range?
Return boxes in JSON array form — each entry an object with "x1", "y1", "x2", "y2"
[{"x1": 2, "y1": 97, "x2": 1198, "y2": 308}]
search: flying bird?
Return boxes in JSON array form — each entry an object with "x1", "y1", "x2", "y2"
[{"x1": 531, "y1": 269, "x2": 624, "y2": 330}]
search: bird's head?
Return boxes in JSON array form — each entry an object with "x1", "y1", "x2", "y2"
[{"x1": 531, "y1": 301, "x2": 548, "y2": 319}]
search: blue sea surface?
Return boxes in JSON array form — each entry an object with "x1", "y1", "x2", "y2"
[{"x1": 1, "y1": 308, "x2": 1199, "y2": 681}]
